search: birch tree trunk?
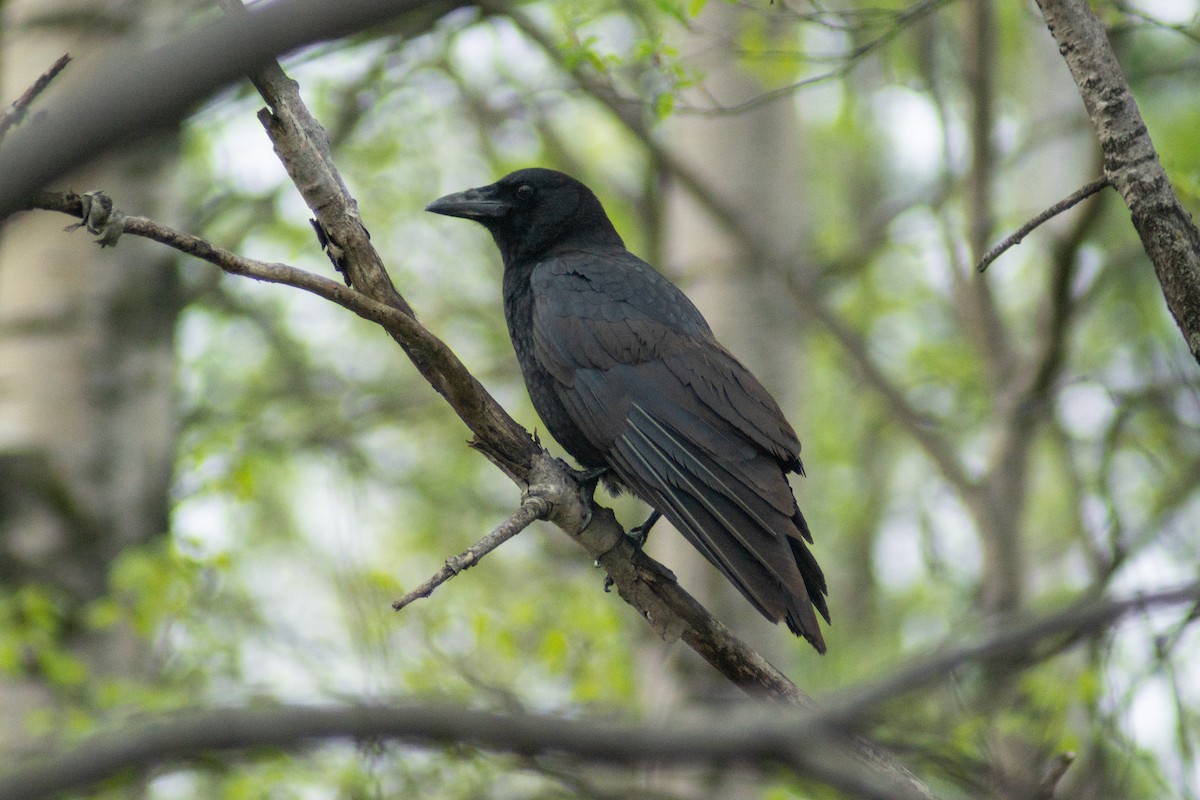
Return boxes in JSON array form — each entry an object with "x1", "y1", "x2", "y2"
[{"x1": 0, "y1": 0, "x2": 180, "y2": 757}]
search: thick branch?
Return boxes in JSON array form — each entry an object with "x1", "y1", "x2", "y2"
[
  {"x1": 0, "y1": 0, "x2": 470, "y2": 220},
  {"x1": 1035, "y1": 0, "x2": 1200, "y2": 364},
  {"x1": 0, "y1": 703, "x2": 894, "y2": 800},
  {"x1": 6, "y1": 581, "x2": 1195, "y2": 800}
]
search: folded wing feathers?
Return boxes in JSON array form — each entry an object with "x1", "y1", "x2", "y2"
[{"x1": 622, "y1": 401, "x2": 826, "y2": 650}]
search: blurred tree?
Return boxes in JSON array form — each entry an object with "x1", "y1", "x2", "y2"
[{"x1": 0, "y1": 0, "x2": 184, "y2": 766}]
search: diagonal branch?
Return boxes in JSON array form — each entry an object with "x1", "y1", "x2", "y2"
[
  {"x1": 977, "y1": 177, "x2": 1111, "y2": 272},
  {"x1": 0, "y1": 53, "x2": 71, "y2": 143},
  {"x1": 1035, "y1": 0, "x2": 1200, "y2": 365},
  {"x1": 27, "y1": 188, "x2": 810, "y2": 707},
  {"x1": 392, "y1": 494, "x2": 551, "y2": 611}
]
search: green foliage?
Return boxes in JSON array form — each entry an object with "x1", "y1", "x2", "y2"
[{"x1": 11, "y1": 0, "x2": 1200, "y2": 797}]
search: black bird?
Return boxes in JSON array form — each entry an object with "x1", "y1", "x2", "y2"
[{"x1": 427, "y1": 168, "x2": 829, "y2": 652}]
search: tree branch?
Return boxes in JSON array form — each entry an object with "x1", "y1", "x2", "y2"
[
  {"x1": 27, "y1": 189, "x2": 811, "y2": 706},
  {"x1": 5, "y1": 581, "x2": 1195, "y2": 800},
  {"x1": 826, "y1": 580, "x2": 1200, "y2": 716},
  {"x1": 0, "y1": 0, "x2": 471, "y2": 220},
  {"x1": 0, "y1": 702, "x2": 901, "y2": 800},
  {"x1": 977, "y1": 177, "x2": 1111, "y2": 272},
  {"x1": 1035, "y1": 0, "x2": 1200, "y2": 365},
  {"x1": 391, "y1": 493, "x2": 551, "y2": 611},
  {"x1": 0, "y1": 53, "x2": 71, "y2": 144}
]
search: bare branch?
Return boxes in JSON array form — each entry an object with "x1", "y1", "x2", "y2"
[
  {"x1": 0, "y1": 53, "x2": 71, "y2": 143},
  {"x1": 0, "y1": 702, "x2": 908, "y2": 800},
  {"x1": 4, "y1": 582, "x2": 1194, "y2": 800},
  {"x1": 825, "y1": 581, "x2": 1200, "y2": 716},
  {"x1": 392, "y1": 494, "x2": 552, "y2": 611},
  {"x1": 977, "y1": 177, "x2": 1111, "y2": 272},
  {"x1": 0, "y1": 0, "x2": 470, "y2": 220},
  {"x1": 1035, "y1": 0, "x2": 1200, "y2": 365}
]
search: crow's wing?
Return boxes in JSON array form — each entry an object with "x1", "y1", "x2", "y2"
[{"x1": 529, "y1": 251, "x2": 828, "y2": 650}]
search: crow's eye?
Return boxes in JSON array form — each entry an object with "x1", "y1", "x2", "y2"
[{"x1": 516, "y1": 184, "x2": 535, "y2": 201}]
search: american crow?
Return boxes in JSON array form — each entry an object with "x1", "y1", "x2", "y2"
[{"x1": 427, "y1": 168, "x2": 829, "y2": 652}]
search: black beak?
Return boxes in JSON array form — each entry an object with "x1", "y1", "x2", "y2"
[{"x1": 425, "y1": 185, "x2": 509, "y2": 220}]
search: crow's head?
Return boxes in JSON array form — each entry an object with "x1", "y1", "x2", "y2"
[{"x1": 427, "y1": 168, "x2": 622, "y2": 266}]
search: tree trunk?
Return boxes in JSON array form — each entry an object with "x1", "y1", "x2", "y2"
[
  {"x1": 0, "y1": 0, "x2": 180, "y2": 757},
  {"x1": 634, "y1": 3, "x2": 813, "y2": 796}
]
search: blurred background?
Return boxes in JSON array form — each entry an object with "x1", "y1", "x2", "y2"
[{"x1": 1, "y1": 0, "x2": 1199, "y2": 797}]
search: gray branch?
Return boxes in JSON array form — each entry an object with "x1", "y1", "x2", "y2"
[
  {"x1": 0, "y1": 53, "x2": 71, "y2": 143},
  {"x1": 4, "y1": 581, "x2": 1197, "y2": 800},
  {"x1": 1035, "y1": 0, "x2": 1200, "y2": 364},
  {"x1": 0, "y1": 0, "x2": 470, "y2": 220},
  {"x1": 391, "y1": 493, "x2": 552, "y2": 611}
]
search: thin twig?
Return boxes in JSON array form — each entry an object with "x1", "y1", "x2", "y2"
[
  {"x1": 392, "y1": 495, "x2": 552, "y2": 610},
  {"x1": 977, "y1": 177, "x2": 1111, "y2": 272},
  {"x1": 676, "y1": 0, "x2": 949, "y2": 117},
  {"x1": 0, "y1": 53, "x2": 71, "y2": 143}
]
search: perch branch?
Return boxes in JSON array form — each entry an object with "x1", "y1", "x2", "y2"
[{"x1": 28, "y1": 190, "x2": 813, "y2": 707}]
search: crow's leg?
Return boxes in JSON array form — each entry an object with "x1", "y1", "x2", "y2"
[{"x1": 628, "y1": 509, "x2": 662, "y2": 549}]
